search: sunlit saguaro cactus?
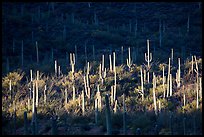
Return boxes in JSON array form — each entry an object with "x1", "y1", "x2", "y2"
[
  {"x1": 163, "y1": 66, "x2": 166, "y2": 98},
  {"x1": 171, "y1": 48, "x2": 173, "y2": 65},
  {"x1": 102, "y1": 55, "x2": 105, "y2": 72},
  {"x1": 176, "y1": 58, "x2": 181, "y2": 88},
  {"x1": 113, "y1": 99, "x2": 117, "y2": 114},
  {"x1": 73, "y1": 86, "x2": 76, "y2": 101},
  {"x1": 109, "y1": 54, "x2": 112, "y2": 72},
  {"x1": 153, "y1": 72, "x2": 157, "y2": 115},
  {"x1": 140, "y1": 67, "x2": 144, "y2": 101},
  {"x1": 55, "y1": 60, "x2": 57, "y2": 76},
  {"x1": 145, "y1": 39, "x2": 152, "y2": 83},
  {"x1": 170, "y1": 74, "x2": 173, "y2": 96},
  {"x1": 70, "y1": 53, "x2": 75, "y2": 74},
  {"x1": 199, "y1": 77, "x2": 202, "y2": 98},
  {"x1": 96, "y1": 85, "x2": 102, "y2": 112},
  {"x1": 167, "y1": 58, "x2": 171, "y2": 98},
  {"x1": 82, "y1": 90, "x2": 85, "y2": 116},
  {"x1": 36, "y1": 71, "x2": 39, "y2": 107},
  {"x1": 113, "y1": 52, "x2": 116, "y2": 72},
  {"x1": 65, "y1": 88, "x2": 67, "y2": 105},
  {"x1": 44, "y1": 84, "x2": 47, "y2": 104},
  {"x1": 191, "y1": 55, "x2": 194, "y2": 74},
  {"x1": 127, "y1": 47, "x2": 132, "y2": 70}
]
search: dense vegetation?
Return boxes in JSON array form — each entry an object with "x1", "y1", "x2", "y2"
[{"x1": 2, "y1": 2, "x2": 202, "y2": 135}]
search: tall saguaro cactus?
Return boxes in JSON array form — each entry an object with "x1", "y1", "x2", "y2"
[
  {"x1": 167, "y1": 58, "x2": 171, "y2": 97},
  {"x1": 176, "y1": 58, "x2": 181, "y2": 88},
  {"x1": 163, "y1": 66, "x2": 166, "y2": 98},
  {"x1": 70, "y1": 53, "x2": 75, "y2": 74},
  {"x1": 82, "y1": 90, "x2": 85, "y2": 116},
  {"x1": 32, "y1": 82, "x2": 35, "y2": 123},
  {"x1": 140, "y1": 67, "x2": 144, "y2": 101},
  {"x1": 109, "y1": 54, "x2": 112, "y2": 72},
  {"x1": 127, "y1": 47, "x2": 132, "y2": 70},
  {"x1": 105, "y1": 94, "x2": 112, "y2": 135},
  {"x1": 55, "y1": 60, "x2": 57, "y2": 76},
  {"x1": 153, "y1": 72, "x2": 157, "y2": 115},
  {"x1": 65, "y1": 88, "x2": 67, "y2": 105},
  {"x1": 36, "y1": 71, "x2": 39, "y2": 107},
  {"x1": 170, "y1": 74, "x2": 172, "y2": 96},
  {"x1": 44, "y1": 84, "x2": 47, "y2": 104},
  {"x1": 145, "y1": 39, "x2": 152, "y2": 83}
]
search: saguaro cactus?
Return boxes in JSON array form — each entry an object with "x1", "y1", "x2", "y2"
[
  {"x1": 73, "y1": 86, "x2": 75, "y2": 101},
  {"x1": 113, "y1": 52, "x2": 116, "y2": 72},
  {"x1": 96, "y1": 85, "x2": 102, "y2": 111},
  {"x1": 113, "y1": 100, "x2": 118, "y2": 113},
  {"x1": 70, "y1": 53, "x2": 75, "y2": 74},
  {"x1": 145, "y1": 39, "x2": 152, "y2": 83},
  {"x1": 171, "y1": 48, "x2": 173, "y2": 65},
  {"x1": 36, "y1": 71, "x2": 39, "y2": 107},
  {"x1": 65, "y1": 88, "x2": 67, "y2": 105},
  {"x1": 9, "y1": 80, "x2": 12, "y2": 99},
  {"x1": 163, "y1": 66, "x2": 166, "y2": 98},
  {"x1": 102, "y1": 55, "x2": 105, "y2": 72},
  {"x1": 109, "y1": 54, "x2": 112, "y2": 72},
  {"x1": 44, "y1": 84, "x2": 47, "y2": 104},
  {"x1": 105, "y1": 94, "x2": 112, "y2": 135},
  {"x1": 32, "y1": 82, "x2": 35, "y2": 123},
  {"x1": 167, "y1": 58, "x2": 171, "y2": 98},
  {"x1": 199, "y1": 77, "x2": 202, "y2": 98},
  {"x1": 55, "y1": 60, "x2": 57, "y2": 76},
  {"x1": 153, "y1": 72, "x2": 157, "y2": 115},
  {"x1": 95, "y1": 98, "x2": 98, "y2": 125},
  {"x1": 58, "y1": 66, "x2": 61, "y2": 77},
  {"x1": 82, "y1": 90, "x2": 85, "y2": 116},
  {"x1": 176, "y1": 58, "x2": 181, "y2": 88},
  {"x1": 170, "y1": 74, "x2": 172, "y2": 96},
  {"x1": 127, "y1": 47, "x2": 132, "y2": 70},
  {"x1": 140, "y1": 67, "x2": 144, "y2": 101}
]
